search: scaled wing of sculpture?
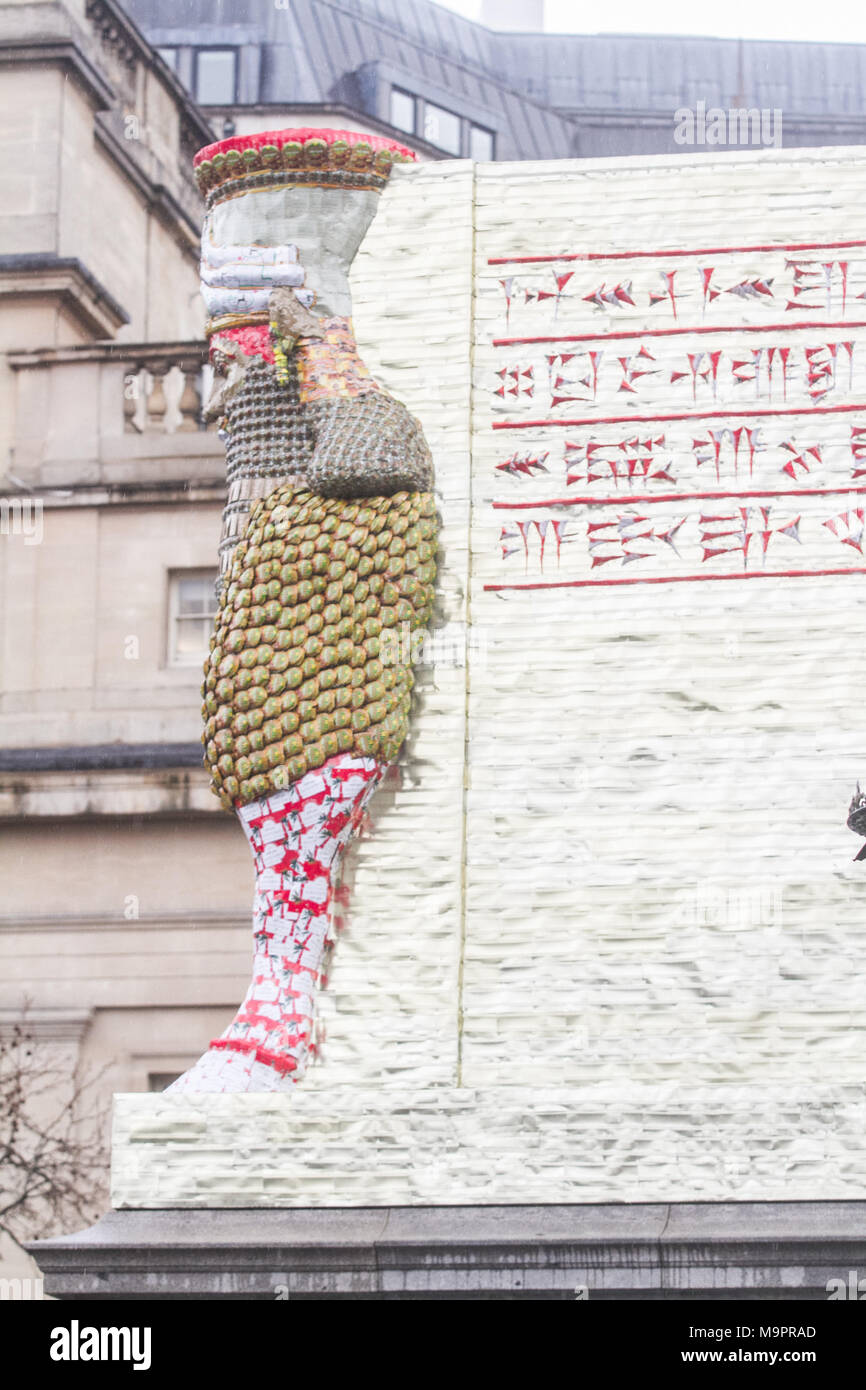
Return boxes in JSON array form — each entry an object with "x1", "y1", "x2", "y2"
[{"x1": 167, "y1": 130, "x2": 437, "y2": 1093}]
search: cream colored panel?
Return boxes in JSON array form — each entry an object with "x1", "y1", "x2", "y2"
[
  {"x1": 466, "y1": 151, "x2": 866, "y2": 1117},
  {"x1": 113, "y1": 149, "x2": 866, "y2": 1207},
  {"x1": 305, "y1": 162, "x2": 474, "y2": 1089}
]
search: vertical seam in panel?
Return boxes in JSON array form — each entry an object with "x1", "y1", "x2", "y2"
[{"x1": 456, "y1": 160, "x2": 477, "y2": 1090}]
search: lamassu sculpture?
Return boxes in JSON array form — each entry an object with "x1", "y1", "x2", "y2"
[{"x1": 168, "y1": 129, "x2": 437, "y2": 1094}]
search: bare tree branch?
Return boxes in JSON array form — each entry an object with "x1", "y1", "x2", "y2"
[{"x1": 0, "y1": 1009, "x2": 109, "y2": 1253}]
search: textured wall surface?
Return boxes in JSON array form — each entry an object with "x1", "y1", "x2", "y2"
[{"x1": 114, "y1": 147, "x2": 866, "y2": 1208}]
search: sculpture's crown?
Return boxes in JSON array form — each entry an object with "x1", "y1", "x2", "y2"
[{"x1": 193, "y1": 127, "x2": 416, "y2": 201}]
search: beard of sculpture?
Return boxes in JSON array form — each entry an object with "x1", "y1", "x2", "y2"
[{"x1": 167, "y1": 130, "x2": 436, "y2": 1095}]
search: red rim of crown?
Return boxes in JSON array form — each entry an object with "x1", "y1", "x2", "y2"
[{"x1": 194, "y1": 127, "x2": 416, "y2": 167}]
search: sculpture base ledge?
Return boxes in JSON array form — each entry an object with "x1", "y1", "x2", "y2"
[
  {"x1": 108, "y1": 1088, "x2": 866, "y2": 1208},
  {"x1": 27, "y1": 1201, "x2": 866, "y2": 1300}
]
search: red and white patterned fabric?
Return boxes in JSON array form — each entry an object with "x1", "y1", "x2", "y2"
[{"x1": 168, "y1": 754, "x2": 384, "y2": 1093}]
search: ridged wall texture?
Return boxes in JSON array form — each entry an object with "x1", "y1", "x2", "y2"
[{"x1": 113, "y1": 148, "x2": 866, "y2": 1208}]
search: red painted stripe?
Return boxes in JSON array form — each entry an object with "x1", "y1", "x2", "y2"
[
  {"x1": 209, "y1": 1036, "x2": 300, "y2": 1074},
  {"x1": 493, "y1": 321, "x2": 866, "y2": 347},
  {"x1": 493, "y1": 402, "x2": 866, "y2": 430},
  {"x1": 492, "y1": 485, "x2": 866, "y2": 511},
  {"x1": 484, "y1": 566, "x2": 866, "y2": 592},
  {"x1": 488, "y1": 240, "x2": 866, "y2": 267}
]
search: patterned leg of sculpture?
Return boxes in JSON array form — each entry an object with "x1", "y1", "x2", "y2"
[{"x1": 168, "y1": 755, "x2": 384, "y2": 1094}]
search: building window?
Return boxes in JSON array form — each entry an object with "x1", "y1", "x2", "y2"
[
  {"x1": 423, "y1": 102, "x2": 462, "y2": 155},
  {"x1": 195, "y1": 49, "x2": 237, "y2": 106},
  {"x1": 470, "y1": 124, "x2": 495, "y2": 161},
  {"x1": 168, "y1": 570, "x2": 218, "y2": 666},
  {"x1": 389, "y1": 89, "x2": 495, "y2": 160},
  {"x1": 156, "y1": 47, "x2": 178, "y2": 72},
  {"x1": 390, "y1": 88, "x2": 416, "y2": 135}
]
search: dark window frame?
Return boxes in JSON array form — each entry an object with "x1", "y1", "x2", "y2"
[
  {"x1": 389, "y1": 84, "x2": 498, "y2": 160},
  {"x1": 469, "y1": 122, "x2": 496, "y2": 161},
  {"x1": 420, "y1": 98, "x2": 463, "y2": 156},
  {"x1": 390, "y1": 86, "x2": 417, "y2": 136},
  {"x1": 193, "y1": 47, "x2": 238, "y2": 107},
  {"x1": 167, "y1": 567, "x2": 219, "y2": 668}
]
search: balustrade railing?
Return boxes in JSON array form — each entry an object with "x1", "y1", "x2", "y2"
[
  {"x1": 7, "y1": 341, "x2": 218, "y2": 480},
  {"x1": 120, "y1": 349, "x2": 211, "y2": 434}
]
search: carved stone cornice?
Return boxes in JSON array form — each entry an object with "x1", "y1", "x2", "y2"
[
  {"x1": 0, "y1": 254, "x2": 129, "y2": 336},
  {"x1": 85, "y1": 0, "x2": 137, "y2": 73}
]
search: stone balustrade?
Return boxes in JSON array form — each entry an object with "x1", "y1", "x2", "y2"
[
  {"x1": 120, "y1": 349, "x2": 209, "y2": 435},
  {"x1": 7, "y1": 341, "x2": 222, "y2": 488}
]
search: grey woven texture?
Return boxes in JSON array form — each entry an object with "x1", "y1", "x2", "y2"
[
  {"x1": 218, "y1": 358, "x2": 434, "y2": 579},
  {"x1": 306, "y1": 392, "x2": 434, "y2": 499}
]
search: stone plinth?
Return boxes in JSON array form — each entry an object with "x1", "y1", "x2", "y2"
[
  {"x1": 110, "y1": 1092, "x2": 866, "y2": 1209},
  {"x1": 29, "y1": 1202, "x2": 866, "y2": 1300}
]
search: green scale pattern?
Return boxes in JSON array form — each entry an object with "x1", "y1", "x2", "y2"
[{"x1": 202, "y1": 486, "x2": 437, "y2": 808}]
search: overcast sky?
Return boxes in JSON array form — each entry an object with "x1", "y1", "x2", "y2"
[{"x1": 436, "y1": 0, "x2": 866, "y2": 44}]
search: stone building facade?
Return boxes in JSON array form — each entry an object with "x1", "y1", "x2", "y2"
[{"x1": 0, "y1": 0, "x2": 219, "y2": 1282}]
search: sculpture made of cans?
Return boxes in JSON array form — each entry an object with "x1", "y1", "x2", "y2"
[{"x1": 168, "y1": 129, "x2": 436, "y2": 1093}]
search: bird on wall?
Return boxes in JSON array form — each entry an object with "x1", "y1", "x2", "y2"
[{"x1": 847, "y1": 783, "x2": 866, "y2": 860}]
